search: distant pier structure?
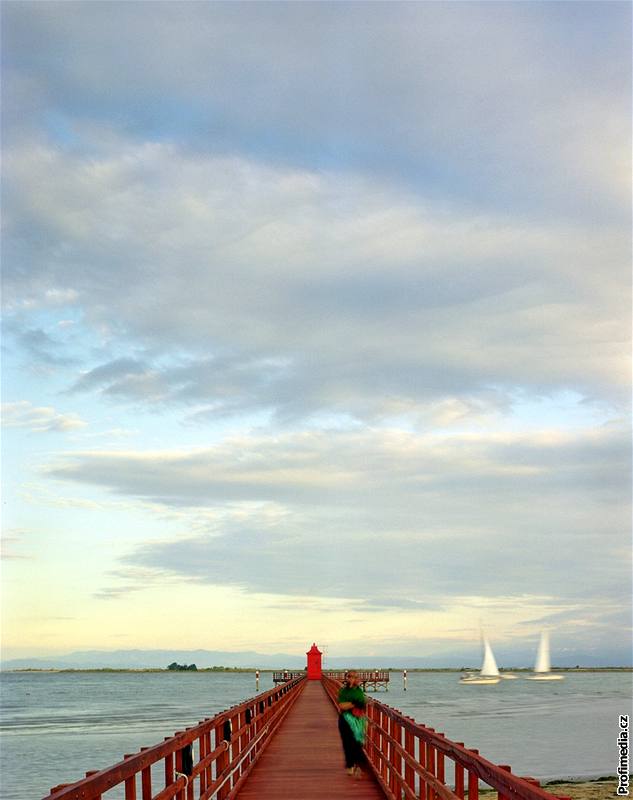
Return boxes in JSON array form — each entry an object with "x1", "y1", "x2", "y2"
[
  {"x1": 272, "y1": 670, "x2": 306, "y2": 683},
  {"x1": 324, "y1": 669, "x2": 390, "y2": 691},
  {"x1": 272, "y1": 670, "x2": 389, "y2": 691}
]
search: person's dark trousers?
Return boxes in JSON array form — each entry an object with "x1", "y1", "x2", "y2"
[{"x1": 338, "y1": 714, "x2": 365, "y2": 768}]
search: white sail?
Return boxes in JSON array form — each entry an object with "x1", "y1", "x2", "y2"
[
  {"x1": 481, "y1": 635, "x2": 500, "y2": 677},
  {"x1": 459, "y1": 628, "x2": 501, "y2": 684},
  {"x1": 534, "y1": 631, "x2": 550, "y2": 673},
  {"x1": 524, "y1": 630, "x2": 564, "y2": 680}
]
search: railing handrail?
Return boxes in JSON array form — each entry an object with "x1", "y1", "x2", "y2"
[
  {"x1": 43, "y1": 675, "x2": 306, "y2": 800},
  {"x1": 322, "y1": 675, "x2": 571, "y2": 800}
]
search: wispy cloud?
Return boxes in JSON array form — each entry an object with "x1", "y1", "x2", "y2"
[
  {"x1": 47, "y1": 425, "x2": 630, "y2": 610},
  {"x1": 3, "y1": 141, "x2": 629, "y2": 424},
  {"x1": 2, "y1": 401, "x2": 87, "y2": 432},
  {"x1": 1, "y1": 528, "x2": 35, "y2": 560}
]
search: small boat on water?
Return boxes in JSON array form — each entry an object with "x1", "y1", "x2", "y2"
[
  {"x1": 460, "y1": 633, "x2": 501, "y2": 685},
  {"x1": 499, "y1": 672, "x2": 518, "y2": 679},
  {"x1": 524, "y1": 631, "x2": 565, "y2": 681}
]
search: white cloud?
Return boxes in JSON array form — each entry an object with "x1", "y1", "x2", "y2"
[
  {"x1": 45, "y1": 424, "x2": 630, "y2": 607},
  {"x1": 3, "y1": 141, "x2": 629, "y2": 422},
  {"x1": 3, "y1": 3, "x2": 629, "y2": 217},
  {"x1": 46, "y1": 425, "x2": 630, "y2": 504},
  {"x1": 2, "y1": 401, "x2": 87, "y2": 432}
]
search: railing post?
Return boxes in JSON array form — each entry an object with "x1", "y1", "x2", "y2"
[
  {"x1": 365, "y1": 703, "x2": 371, "y2": 773},
  {"x1": 426, "y1": 729, "x2": 436, "y2": 800},
  {"x1": 468, "y1": 749, "x2": 480, "y2": 800},
  {"x1": 418, "y1": 736, "x2": 428, "y2": 800},
  {"x1": 404, "y1": 719, "x2": 415, "y2": 793},
  {"x1": 219, "y1": 716, "x2": 232, "y2": 800},
  {"x1": 370, "y1": 704, "x2": 380, "y2": 778},
  {"x1": 454, "y1": 743, "x2": 465, "y2": 800},
  {"x1": 394, "y1": 715, "x2": 404, "y2": 795},
  {"x1": 236, "y1": 709, "x2": 244, "y2": 780},
  {"x1": 85, "y1": 771, "x2": 102, "y2": 800},
  {"x1": 199, "y1": 727, "x2": 208, "y2": 797},
  {"x1": 139, "y1": 748, "x2": 152, "y2": 800},
  {"x1": 497, "y1": 764, "x2": 512, "y2": 800},
  {"x1": 436, "y1": 732, "x2": 445, "y2": 788},
  {"x1": 186, "y1": 739, "x2": 194, "y2": 800},
  {"x1": 379, "y1": 707, "x2": 388, "y2": 783},
  {"x1": 174, "y1": 740, "x2": 185, "y2": 800},
  {"x1": 229, "y1": 711, "x2": 239, "y2": 794},
  {"x1": 245, "y1": 706, "x2": 253, "y2": 768},
  {"x1": 388, "y1": 714, "x2": 398, "y2": 794},
  {"x1": 164, "y1": 737, "x2": 174, "y2": 792},
  {"x1": 123, "y1": 754, "x2": 137, "y2": 800}
]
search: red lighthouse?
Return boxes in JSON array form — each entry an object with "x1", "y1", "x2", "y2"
[{"x1": 306, "y1": 643, "x2": 322, "y2": 680}]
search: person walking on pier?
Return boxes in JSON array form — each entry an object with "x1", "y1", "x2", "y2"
[{"x1": 337, "y1": 670, "x2": 367, "y2": 778}]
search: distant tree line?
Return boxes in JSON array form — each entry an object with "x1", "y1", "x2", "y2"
[{"x1": 167, "y1": 662, "x2": 198, "y2": 671}]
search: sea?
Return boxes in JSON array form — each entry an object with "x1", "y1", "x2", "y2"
[{"x1": 0, "y1": 670, "x2": 630, "y2": 799}]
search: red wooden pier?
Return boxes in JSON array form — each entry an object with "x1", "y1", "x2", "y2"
[{"x1": 43, "y1": 645, "x2": 573, "y2": 800}]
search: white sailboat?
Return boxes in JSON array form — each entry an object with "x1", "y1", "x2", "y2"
[
  {"x1": 460, "y1": 633, "x2": 501, "y2": 685},
  {"x1": 524, "y1": 631, "x2": 565, "y2": 681}
]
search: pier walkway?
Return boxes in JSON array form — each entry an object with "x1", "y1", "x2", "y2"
[
  {"x1": 235, "y1": 680, "x2": 384, "y2": 799},
  {"x1": 43, "y1": 645, "x2": 575, "y2": 800}
]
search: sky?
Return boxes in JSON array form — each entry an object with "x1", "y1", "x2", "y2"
[{"x1": 1, "y1": 1, "x2": 631, "y2": 666}]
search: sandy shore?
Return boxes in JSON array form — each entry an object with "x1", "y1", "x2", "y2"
[
  {"x1": 472, "y1": 778, "x2": 619, "y2": 800},
  {"x1": 541, "y1": 778, "x2": 619, "y2": 800}
]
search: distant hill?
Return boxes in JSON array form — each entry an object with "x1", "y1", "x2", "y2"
[
  {"x1": 1, "y1": 649, "x2": 305, "y2": 671},
  {"x1": 2, "y1": 646, "x2": 631, "y2": 671}
]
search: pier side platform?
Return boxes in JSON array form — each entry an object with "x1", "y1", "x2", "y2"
[{"x1": 235, "y1": 680, "x2": 385, "y2": 799}]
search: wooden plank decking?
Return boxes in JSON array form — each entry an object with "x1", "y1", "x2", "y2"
[{"x1": 235, "y1": 681, "x2": 386, "y2": 799}]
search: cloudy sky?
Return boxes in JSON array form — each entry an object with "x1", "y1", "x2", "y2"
[{"x1": 2, "y1": 1, "x2": 631, "y2": 665}]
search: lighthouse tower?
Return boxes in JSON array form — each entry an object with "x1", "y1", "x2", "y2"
[{"x1": 306, "y1": 643, "x2": 323, "y2": 680}]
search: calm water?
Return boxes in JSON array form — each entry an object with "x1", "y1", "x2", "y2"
[{"x1": 0, "y1": 671, "x2": 630, "y2": 799}]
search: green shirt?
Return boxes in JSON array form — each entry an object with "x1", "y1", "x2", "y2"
[{"x1": 338, "y1": 685, "x2": 366, "y2": 709}]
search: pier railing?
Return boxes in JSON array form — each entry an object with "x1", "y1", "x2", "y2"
[
  {"x1": 322, "y1": 675, "x2": 572, "y2": 800},
  {"x1": 42, "y1": 675, "x2": 306, "y2": 800}
]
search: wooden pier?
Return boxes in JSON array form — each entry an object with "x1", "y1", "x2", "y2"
[
  {"x1": 236, "y1": 681, "x2": 384, "y2": 799},
  {"x1": 42, "y1": 652, "x2": 574, "y2": 800}
]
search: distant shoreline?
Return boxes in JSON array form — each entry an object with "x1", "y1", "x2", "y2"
[{"x1": 4, "y1": 666, "x2": 631, "y2": 673}]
